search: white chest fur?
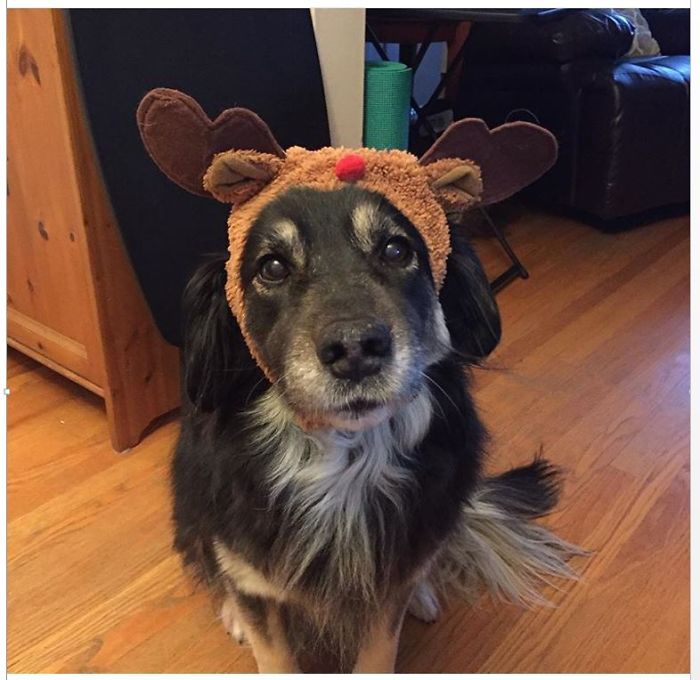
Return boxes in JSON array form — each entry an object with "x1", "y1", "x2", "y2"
[{"x1": 217, "y1": 386, "x2": 434, "y2": 600}]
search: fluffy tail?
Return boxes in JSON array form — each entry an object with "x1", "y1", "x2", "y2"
[{"x1": 431, "y1": 458, "x2": 588, "y2": 607}]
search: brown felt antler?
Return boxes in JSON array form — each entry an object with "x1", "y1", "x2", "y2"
[
  {"x1": 136, "y1": 88, "x2": 285, "y2": 197},
  {"x1": 420, "y1": 118, "x2": 558, "y2": 207}
]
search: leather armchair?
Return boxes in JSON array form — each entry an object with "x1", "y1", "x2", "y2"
[{"x1": 455, "y1": 9, "x2": 690, "y2": 224}]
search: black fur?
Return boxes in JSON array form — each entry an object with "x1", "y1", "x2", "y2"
[
  {"x1": 480, "y1": 457, "x2": 563, "y2": 519},
  {"x1": 440, "y1": 223, "x2": 501, "y2": 360},
  {"x1": 179, "y1": 256, "x2": 255, "y2": 413}
]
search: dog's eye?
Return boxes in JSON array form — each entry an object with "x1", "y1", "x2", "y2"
[
  {"x1": 381, "y1": 237, "x2": 412, "y2": 266},
  {"x1": 258, "y1": 256, "x2": 290, "y2": 283}
]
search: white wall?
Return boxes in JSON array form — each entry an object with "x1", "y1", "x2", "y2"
[{"x1": 310, "y1": 8, "x2": 365, "y2": 147}]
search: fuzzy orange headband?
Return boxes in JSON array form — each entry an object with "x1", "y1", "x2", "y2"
[{"x1": 137, "y1": 88, "x2": 557, "y2": 381}]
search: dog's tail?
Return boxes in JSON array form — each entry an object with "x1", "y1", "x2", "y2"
[{"x1": 431, "y1": 458, "x2": 588, "y2": 607}]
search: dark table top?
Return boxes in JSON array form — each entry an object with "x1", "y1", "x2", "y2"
[{"x1": 366, "y1": 8, "x2": 572, "y2": 24}]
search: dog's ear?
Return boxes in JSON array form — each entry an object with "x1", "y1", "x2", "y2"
[
  {"x1": 420, "y1": 118, "x2": 557, "y2": 208},
  {"x1": 181, "y1": 256, "x2": 257, "y2": 412},
  {"x1": 137, "y1": 87, "x2": 285, "y2": 198},
  {"x1": 440, "y1": 230, "x2": 501, "y2": 360}
]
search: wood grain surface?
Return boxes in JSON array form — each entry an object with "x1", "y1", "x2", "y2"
[
  {"x1": 7, "y1": 8, "x2": 105, "y2": 385},
  {"x1": 7, "y1": 207, "x2": 689, "y2": 673},
  {"x1": 7, "y1": 9, "x2": 181, "y2": 451}
]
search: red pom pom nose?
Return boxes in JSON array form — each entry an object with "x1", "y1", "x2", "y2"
[{"x1": 335, "y1": 153, "x2": 366, "y2": 182}]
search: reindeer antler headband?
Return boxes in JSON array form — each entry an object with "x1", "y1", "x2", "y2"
[{"x1": 137, "y1": 88, "x2": 557, "y2": 381}]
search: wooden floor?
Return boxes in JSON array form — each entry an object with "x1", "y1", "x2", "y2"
[{"x1": 7, "y1": 207, "x2": 689, "y2": 673}]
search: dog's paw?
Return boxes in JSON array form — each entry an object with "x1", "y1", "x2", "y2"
[
  {"x1": 408, "y1": 581, "x2": 441, "y2": 623},
  {"x1": 221, "y1": 597, "x2": 247, "y2": 645}
]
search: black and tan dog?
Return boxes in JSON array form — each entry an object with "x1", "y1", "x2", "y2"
[{"x1": 138, "y1": 89, "x2": 583, "y2": 672}]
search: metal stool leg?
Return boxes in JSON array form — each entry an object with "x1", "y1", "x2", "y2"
[{"x1": 478, "y1": 207, "x2": 529, "y2": 293}]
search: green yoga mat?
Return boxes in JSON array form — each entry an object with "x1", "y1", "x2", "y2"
[{"x1": 364, "y1": 60, "x2": 412, "y2": 151}]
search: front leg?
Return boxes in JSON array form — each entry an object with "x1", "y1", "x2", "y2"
[
  {"x1": 353, "y1": 602, "x2": 408, "y2": 673},
  {"x1": 222, "y1": 592, "x2": 300, "y2": 673},
  {"x1": 221, "y1": 595, "x2": 247, "y2": 644}
]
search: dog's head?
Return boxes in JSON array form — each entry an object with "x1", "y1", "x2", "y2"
[
  {"x1": 239, "y1": 183, "x2": 453, "y2": 429},
  {"x1": 138, "y1": 88, "x2": 557, "y2": 428}
]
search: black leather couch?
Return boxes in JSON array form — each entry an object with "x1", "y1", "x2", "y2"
[{"x1": 455, "y1": 9, "x2": 690, "y2": 224}]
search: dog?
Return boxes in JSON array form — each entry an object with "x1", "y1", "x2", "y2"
[{"x1": 170, "y1": 185, "x2": 581, "y2": 672}]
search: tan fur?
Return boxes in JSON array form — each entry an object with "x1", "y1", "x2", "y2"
[
  {"x1": 353, "y1": 610, "x2": 406, "y2": 673},
  {"x1": 266, "y1": 219, "x2": 305, "y2": 265},
  {"x1": 214, "y1": 541, "x2": 289, "y2": 602},
  {"x1": 351, "y1": 202, "x2": 382, "y2": 253}
]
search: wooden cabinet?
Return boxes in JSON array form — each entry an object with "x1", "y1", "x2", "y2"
[{"x1": 7, "y1": 9, "x2": 180, "y2": 451}]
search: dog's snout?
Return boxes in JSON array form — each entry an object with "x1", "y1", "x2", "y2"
[{"x1": 316, "y1": 318, "x2": 392, "y2": 381}]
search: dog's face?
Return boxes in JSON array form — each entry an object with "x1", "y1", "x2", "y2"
[{"x1": 240, "y1": 186, "x2": 451, "y2": 429}]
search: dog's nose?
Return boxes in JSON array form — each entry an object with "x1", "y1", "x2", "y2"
[{"x1": 316, "y1": 319, "x2": 392, "y2": 381}]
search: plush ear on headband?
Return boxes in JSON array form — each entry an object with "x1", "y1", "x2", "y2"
[
  {"x1": 136, "y1": 88, "x2": 285, "y2": 198},
  {"x1": 424, "y1": 158, "x2": 484, "y2": 212},
  {"x1": 421, "y1": 118, "x2": 558, "y2": 207},
  {"x1": 203, "y1": 150, "x2": 284, "y2": 204}
]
